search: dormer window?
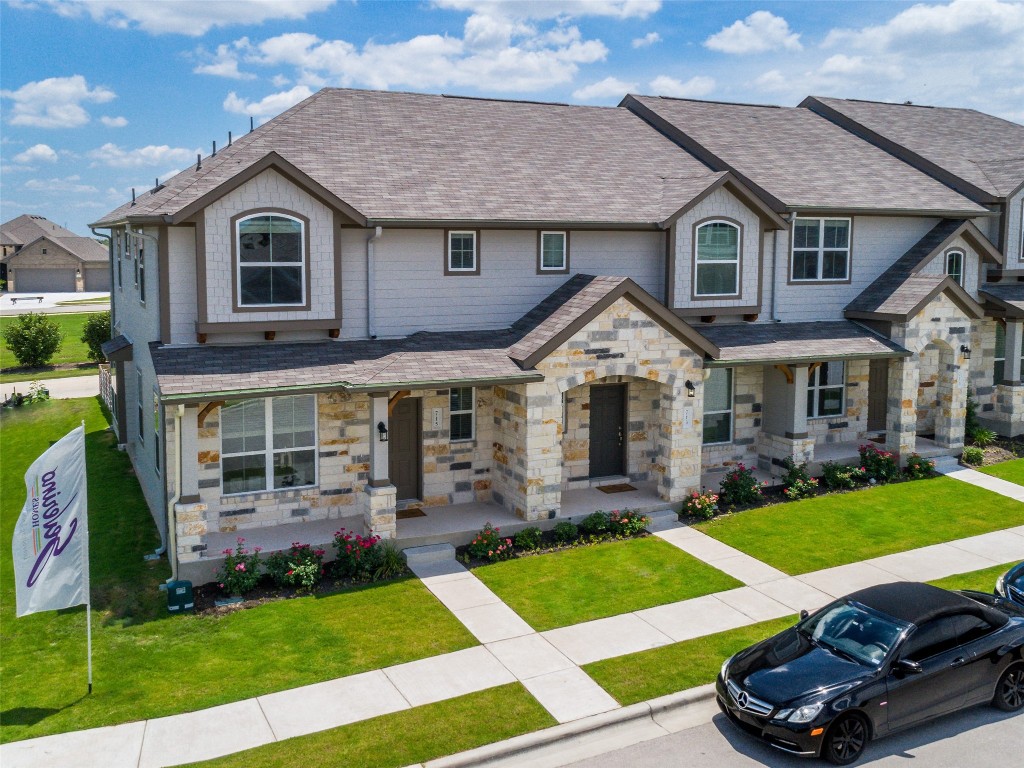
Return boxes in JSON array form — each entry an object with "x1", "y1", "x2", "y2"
[
  {"x1": 945, "y1": 249, "x2": 964, "y2": 286},
  {"x1": 236, "y1": 213, "x2": 305, "y2": 306},
  {"x1": 694, "y1": 220, "x2": 740, "y2": 296}
]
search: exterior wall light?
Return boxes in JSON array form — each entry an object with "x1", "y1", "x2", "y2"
[
  {"x1": 377, "y1": 421, "x2": 389, "y2": 442},
  {"x1": 960, "y1": 345, "x2": 971, "y2": 360},
  {"x1": 685, "y1": 380, "x2": 696, "y2": 397}
]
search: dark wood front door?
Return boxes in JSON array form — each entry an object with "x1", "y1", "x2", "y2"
[
  {"x1": 389, "y1": 397, "x2": 421, "y2": 501},
  {"x1": 589, "y1": 384, "x2": 626, "y2": 478},
  {"x1": 868, "y1": 358, "x2": 889, "y2": 432}
]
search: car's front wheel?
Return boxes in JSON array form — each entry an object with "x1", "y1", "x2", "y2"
[
  {"x1": 993, "y1": 663, "x2": 1024, "y2": 712},
  {"x1": 822, "y1": 713, "x2": 869, "y2": 765}
]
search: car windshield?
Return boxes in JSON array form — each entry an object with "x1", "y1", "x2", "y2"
[{"x1": 798, "y1": 601, "x2": 907, "y2": 667}]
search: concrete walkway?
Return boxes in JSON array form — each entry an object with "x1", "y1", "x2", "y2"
[
  {"x1": 937, "y1": 461, "x2": 1024, "y2": 503},
  {"x1": 4, "y1": 477, "x2": 1023, "y2": 768},
  {"x1": 2, "y1": 374, "x2": 99, "y2": 401}
]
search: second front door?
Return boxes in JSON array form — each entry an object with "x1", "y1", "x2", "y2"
[{"x1": 589, "y1": 384, "x2": 626, "y2": 478}]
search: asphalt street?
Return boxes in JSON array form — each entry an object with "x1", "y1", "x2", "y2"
[{"x1": 567, "y1": 705, "x2": 1024, "y2": 768}]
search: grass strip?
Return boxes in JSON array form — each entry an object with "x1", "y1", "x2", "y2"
[
  {"x1": 0, "y1": 364, "x2": 99, "y2": 385},
  {"x1": 928, "y1": 562, "x2": 1018, "y2": 592},
  {"x1": 977, "y1": 459, "x2": 1024, "y2": 486}
]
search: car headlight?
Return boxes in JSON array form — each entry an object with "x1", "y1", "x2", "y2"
[
  {"x1": 780, "y1": 703, "x2": 824, "y2": 723},
  {"x1": 720, "y1": 655, "x2": 732, "y2": 681}
]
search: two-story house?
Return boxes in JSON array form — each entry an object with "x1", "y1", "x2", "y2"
[{"x1": 92, "y1": 88, "x2": 1018, "y2": 584}]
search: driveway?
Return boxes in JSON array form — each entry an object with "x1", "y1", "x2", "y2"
[{"x1": 0, "y1": 292, "x2": 110, "y2": 315}]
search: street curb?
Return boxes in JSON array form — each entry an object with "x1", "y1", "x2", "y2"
[{"x1": 421, "y1": 684, "x2": 717, "y2": 768}]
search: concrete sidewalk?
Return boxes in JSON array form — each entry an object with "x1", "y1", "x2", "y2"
[
  {"x1": 0, "y1": 292, "x2": 109, "y2": 315},
  {"x1": 1, "y1": 374, "x2": 99, "y2": 402}
]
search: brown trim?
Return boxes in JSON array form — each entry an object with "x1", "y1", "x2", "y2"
[
  {"x1": 178, "y1": 494, "x2": 201, "y2": 504},
  {"x1": 368, "y1": 479, "x2": 391, "y2": 488},
  {"x1": 368, "y1": 219, "x2": 662, "y2": 231},
  {"x1": 536, "y1": 230, "x2": 570, "y2": 275},
  {"x1": 197, "y1": 401, "x2": 225, "y2": 427},
  {"x1": 910, "y1": 220, "x2": 1003, "y2": 273},
  {"x1": 979, "y1": 290, "x2": 1024, "y2": 319},
  {"x1": 158, "y1": 225, "x2": 171, "y2": 342},
  {"x1": 690, "y1": 216, "x2": 744, "y2": 301},
  {"x1": 195, "y1": 214, "x2": 208, "y2": 324},
  {"x1": 783, "y1": 206, "x2": 991, "y2": 218},
  {"x1": 230, "y1": 208, "x2": 313, "y2": 313},
  {"x1": 844, "y1": 276, "x2": 985, "y2": 322},
  {"x1": 387, "y1": 390, "x2": 412, "y2": 416},
  {"x1": 941, "y1": 246, "x2": 966, "y2": 287},
  {"x1": 786, "y1": 215, "x2": 854, "y2": 286},
  {"x1": 784, "y1": 431, "x2": 809, "y2": 440},
  {"x1": 705, "y1": 349, "x2": 910, "y2": 367},
  {"x1": 443, "y1": 229, "x2": 481, "y2": 276},
  {"x1": 673, "y1": 305, "x2": 760, "y2": 318},
  {"x1": 170, "y1": 151, "x2": 367, "y2": 227},
  {"x1": 665, "y1": 223, "x2": 676, "y2": 307},
  {"x1": 775, "y1": 364, "x2": 795, "y2": 384},
  {"x1": 660, "y1": 174, "x2": 788, "y2": 231},
  {"x1": 195, "y1": 319, "x2": 344, "y2": 334}
]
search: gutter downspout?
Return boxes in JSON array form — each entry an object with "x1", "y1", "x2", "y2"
[
  {"x1": 366, "y1": 226, "x2": 383, "y2": 339},
  {"x1": 159, "y1": 404, "x2": 184, "y2": 581}
]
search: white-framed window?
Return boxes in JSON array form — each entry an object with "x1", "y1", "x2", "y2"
[
  {"x1": 138, "y1": 240, "x2": 146, "y2": 303},
  {"x1": 221, "y1": 395, "x2": 317, "y2": 495},
  {"x1": 539, "y1": 231, "x2": 567, "y2": 272},
  {"x1": 236, "y1": 213, "x2": 305, "y2": 306},
  {"x1": 115, "y1": 230, "x2": 123, "y2": 289},
  {"x1": 807, "y1": 361, "x2": 846, "y2": 418},
  {"x1": 695, "y1": 221, "x2": 740, "y2": 296},
  {"x1": 792, "y1": 218, "x2": 850, "y2": 281},
  {"x1": 995, "y1": 323, "x2": 1006, "y2": 383},
  {"x1": 703, "y1": 367, "x2": 733, "y2": 444},
  {"x1": 136, "y1": 369, "x2": 144, "y2": 442},
  {"x1": 945, "y1": 249, "x2": 964, "y2": 286},
  {"x1": 446, "y1": 231, "x2": 478, "y2": 273},
  {"x1": 449, "y1": 387, "x2": 474, "y2": 441},
  {"x1": 153, "y1": 389, "x2": 160, "y2": 473},
  {"x1": 130, "y1": 234, "x2": 138, "y2": 288}
]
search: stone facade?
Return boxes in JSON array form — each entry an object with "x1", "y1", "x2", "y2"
[{"x1": 702, "y1": 365, "x2": 762, "y2": 470}]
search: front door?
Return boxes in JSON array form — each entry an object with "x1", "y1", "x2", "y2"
[
  {"x1": 389, "y1": 397, "x2": 421, "y2": 501},
  {"x1": 589, "y1": 384, "x2": 626, "y2": 478},
  {"x1": 868, "y1": 358, "x2": 889, "y2": 432}
]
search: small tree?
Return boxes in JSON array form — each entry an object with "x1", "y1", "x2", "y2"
[
  {"x1": 2, "y1": 313, "x2": 62, "y2": 367},
  {"x1": 80, "y1": 311, "x2": 112, "y2": 363}
]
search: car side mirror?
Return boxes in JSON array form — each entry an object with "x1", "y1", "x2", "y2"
[
  {"x1": 800, "y1": 609, "x2": 809, "y2": 620},
  {"x1": 896, "y1": 659, "x2": 923, "y2": 675}
]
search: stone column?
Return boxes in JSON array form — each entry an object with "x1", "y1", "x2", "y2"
[
  {"x1": 885, "y1": 356, "x2": 918, "y2": 463},
  {"x1": 519, "y1": 380, "x2": 562, "y2": 521},
  {"x1": 364, "y1": 484, "x2": 397, "y2": 540},
  {"x1": 657, "y1": 383, "x2": 701, "y2": 501},
  {"x1": 758, "y1": 363, "x2": 815, "y2": 469},
  {"x1": 368, "y1": 393, "x2": 390, "y2": 487}
]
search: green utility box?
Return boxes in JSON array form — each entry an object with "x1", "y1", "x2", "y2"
[{"x1": 167, "y1": 580, "x2": 194, "y2": 613}]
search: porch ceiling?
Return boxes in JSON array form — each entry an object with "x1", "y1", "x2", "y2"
[{"x1": 700, "y1": 320, "x2": 909, "y2": 367}]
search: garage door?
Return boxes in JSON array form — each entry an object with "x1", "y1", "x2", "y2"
[
  {"x1": 83, "y1": 268, "x2": 111, "y2": 291},
  {"x1": 14, "y1": 268, "x2": 77, "y2": 292}
]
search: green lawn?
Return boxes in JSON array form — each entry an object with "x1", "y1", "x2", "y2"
[
  {"x1": 584, "y1": 616, "x2": 797, "y2": 705},
  {"x1": 928, "y1": 562, "x2": 1017, "y2": 592},
  {"x1": 0, "y1": 312, "x2": 96, "y2": 373},
  {"x1": 0, "y1": 399, "x2": 477, "y2": 743},
  {"x1": 696, "y1": 476, "x2": 1024, "y2": 575},
  {"x1": 56, "y1": 298, "x2": 110, "y2": 306},
  {"x1": 186, "y1": 684, "x2": 555, "y2": 768},
  {"x1": 472, "y1": 537, "x2": 743, "y2": 631},
  {"x1": 978, "y1": 459, "x2": 1024, "y2": 486},
  {"x1": 1, "y1": 363, "x2": 99, "y2": 385}
]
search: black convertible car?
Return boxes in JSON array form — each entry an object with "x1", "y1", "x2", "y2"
[
  {"x1": 717, "y1": 582, "x2": 1024, "y2": 764},
  {"x1": 996, "y1": 561, "x2": 1024, "y2": 607}
]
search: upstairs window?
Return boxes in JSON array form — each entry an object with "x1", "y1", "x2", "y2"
[
  {"x1": 945, "y1": 249, "x2": 964, "y2": 286},
  {"x1": 703, "y1": 368, "x2": 733, "y2": 444},
  {"x1": 237, "y1": 213, "x2": 305, "y2": 306},
  {"x1": 446, "y1": 230, "x2": 479, "y2": 275},
  {"x1": 793, "y1": 218, "x2": 850, "y2": 281},
  {"x1": 138, "y1": 241, "x2": 146, "y2": 303},
  {"x1": 450, "y1": 387, "x2": 475, "y2": 441},
  {"x1": 538, "y1": 231, "x2": 568, "y2": 273},
  {"x1": 807, "y1": 361, "x2": 845, "y2": 418},
  {"x1": 695, "y1": 221, "x2": 740, "y2": 296}
]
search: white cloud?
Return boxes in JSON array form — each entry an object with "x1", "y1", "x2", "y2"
[
  {"x1": 100, "y1": 115, "x2": 128, "y2": 127},
  {"x1": 649, "y1": 75, "x2": 715, "y2": 99},
  {"x1": 13, "y1": 143, "x2": 59, "y2": 164},
  {"x1": 432, "y1": 1, "x2": 660, "y2": 20},
  {"x1": 24, "y1": 175, "x2": 98, "y2": 194},
  {"x1": 30, "y1": 0, "x2": 336, "y2": 37},
  {"x1": 87, "y1": 143, "x2": 200, "y2": 168},
  {"x1": 632, "y1": 31, "x2": 661, "y2": 48},
  {"x1": 0, "y1": 75, "x2": 115, "y2": 128},
  {"x1": 572, "y1": 76, "x2": 637, "y2": 101},
  {"x1": 223, "y1": 85, "x2": 314, "y2": 118},
  {"x1": 705, "y1": 11, "x2": 802, "y2": 54},
  {"x1": 193, "y1": 40, "x2": 256, "y2": 80}
]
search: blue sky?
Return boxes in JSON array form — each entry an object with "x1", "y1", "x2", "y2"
[{"x1": 2, "y1": 0, "x2": 1022, "y2": 238}]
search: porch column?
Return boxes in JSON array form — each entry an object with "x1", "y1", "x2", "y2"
[
  {"x1": 520, "y1": 380, "x2": 562, "y2": 521},
  {"x1": 364, "y1": 392, "x2": 396, "y2": 539},
  {"x1": 758, "y1": 363, "x2": 815, "y2": 469},
  {"x1": 180, "y1": 405, "x2": 200, "y2": 499},
  {"x1": 936, "y1": 345, "x2": 969, "y2": 452},
  {"x1": 1005, "y1": 321, "x2": 1024, "y2": 384},
  {"x1": 657, "y1": 383, "x2": 701, "y2": 501},
  {"x1": 368, "y1": 393, "x2": 390, "y2": 486},
  {"x1": 885, "y1": 356, "x2": 918, "y2": 464}
]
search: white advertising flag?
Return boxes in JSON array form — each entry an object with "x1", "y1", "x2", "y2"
[{"x1": 13, "y1": 425, "x2": 90, "y2": 617}]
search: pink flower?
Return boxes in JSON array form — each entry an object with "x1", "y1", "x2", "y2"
[{"x1": 235, "y1": 563, "x2": 246, "y2": 571}]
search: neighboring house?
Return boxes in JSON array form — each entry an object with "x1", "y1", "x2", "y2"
[
  {"x1": 91, "y1": 89, "x2": 1021, "y2": 583},
  {"x1": 0, "y1": 214, "x2": 111, "y2": 292}
]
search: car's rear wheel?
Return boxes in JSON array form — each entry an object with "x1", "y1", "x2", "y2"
[
  {"x1": 993, "y1": 663, "x2": 1024, "y2": 712},
  {"x1": 822, "y1": 713, "x2": 869, "y2": 765}
]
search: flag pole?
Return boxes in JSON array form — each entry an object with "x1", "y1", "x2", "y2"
[{"x1": 81, "y1": 420, "x2": 93, "y2": 695}]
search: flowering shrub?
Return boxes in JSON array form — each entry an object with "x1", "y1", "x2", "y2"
[
  {"x1": 684, "y1": 490, "x2": 719, "y2": 520},
  {"x1": 468, "y1": 522, "x2": 514, "y2": 562},
  {"x1": 514, "y1": 526, "x2": 543, "y2": 551},
  {"x1": 904, "y1": 453, "x2": 935, "y2": 480},
  {"x1": 553, "y1": 521, "x2": 578, "y2": 544},
  {"x1": 608, "y1": 510, "x2": 649, "y2": 537},
  {"x1": 265, "y1": 542, "x2": 326, "y2": 591},
  {"x1": 579, "y1": 511, "x2": 611, "y2": 537},
  {"x1": 218, "y1": 537, "x2": 262, "y2": 596},
  {"x1": 781, "y1": 459, "x2": 818, "y2": 500},
  {"x1": 821, "y1": 461, "x2": 867, "y2": 491},
  {"x1": 333, "y1": 528, "x2": 382, "y2": 579},
  {"x1": 718, "y1": 464, "x2": 766, "y2": 507},
  {"x1": 858, "y1": 444, "x2": 900, "y2": 483}
]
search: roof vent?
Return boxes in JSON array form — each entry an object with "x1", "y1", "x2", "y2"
[{"x1": 196, "y1": 153, "x2": 202, "y2": 171}]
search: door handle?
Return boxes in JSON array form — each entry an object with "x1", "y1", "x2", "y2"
[{"x1": 950, "y1": 657, "x2": 966, "y2": 668}]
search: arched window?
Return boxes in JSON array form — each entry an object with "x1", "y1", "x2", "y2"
[
  {"x1": 236, "y1": 213, "x2": 305, "y2": 306},
  {"x1": 945, "y1": 249, "x2": 964, "y2": 286},
  {"x1": 695, "y1": 221, "x2": 739, "y2": 296}
]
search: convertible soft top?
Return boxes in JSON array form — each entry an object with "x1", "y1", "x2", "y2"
[{"x1": 847, "y1": 582, "x2": 1005, "y2": 626}]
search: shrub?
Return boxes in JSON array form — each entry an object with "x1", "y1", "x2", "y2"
[
  {"x1": 553, "y1": 520, "x2": 578, "y2": 545},
  {"x1": 821, "y1": 461, "x2": 866, "y2": 491},
  {"x1": 218, "y1": 537, "x2": 262, "y2": 596},
  {"x1": 904, "y1": 454, "x2": 936, "y2": 480},
  {"x1": 964, "y1": 391, "x2": 981, "y2": 441},
  {"x1": 371, "y1": 541, "x2": 407, "y2": 580},
  {"x1": 514, "y1": 526, "x2": 543, "y2": 551},
  {"x1": 858, "y1": 444, "x2": 900, "y2": 483},
  {"x1": 2, "y1": 312, "x2": 62, "y2": 367},
  {"x1": 467, "y1": 522, "x2": 514, "y2": 562},
  {"x1": 684, "y1": 490, "x2": 719, "y2": 520},
  {"x1": 578, "y1": 511, "x2": 611, "y2": 537},
  {"x1": 718, "y1": 464, "x2": 765, "y2": 507},
  {"x1": 962, "y1": 446, "x2": 984, "y2": 466},
  {"x1": 970, "y1": 428, "x2": 996, "y2": 448},
  {"x1": 608, "y1": 510, "x2": 649, "y2": 537},
  {"x1": 333, "y1": 528, "x2": 382, "y2": 579},
  {"x1": 80, "y1": 310, "x2": 111, "y2": 363},
  {"x1": 265, "y1": 542, "x2": 325, "y2": 591}
]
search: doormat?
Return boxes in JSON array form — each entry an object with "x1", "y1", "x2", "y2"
[
  {"x1": 597, "y1": 483, "x2": 637, "y2": 494},
  {"x1": 397, "y1": 508, "x2": 427, "y2": 520}
]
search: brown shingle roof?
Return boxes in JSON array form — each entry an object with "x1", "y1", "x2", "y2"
[
  {"x1": 980, "y1": 284, "x2": 1024, "y2": 318},
  {"x1": 699, "y1": 321, "x2": 908, "y2": 365},
  {"x1": 803, "y1": 97, "x2": 1024, "y2": 200},
  {"x1": 0, "y1": 214, "x2": 108, "y2": 262},
  {"x1": 623, "y1": 95, "x2": 988, "y2": 215},
  {"x1": 94, "y1": 89, "x2": 725, "y2": 228}
]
